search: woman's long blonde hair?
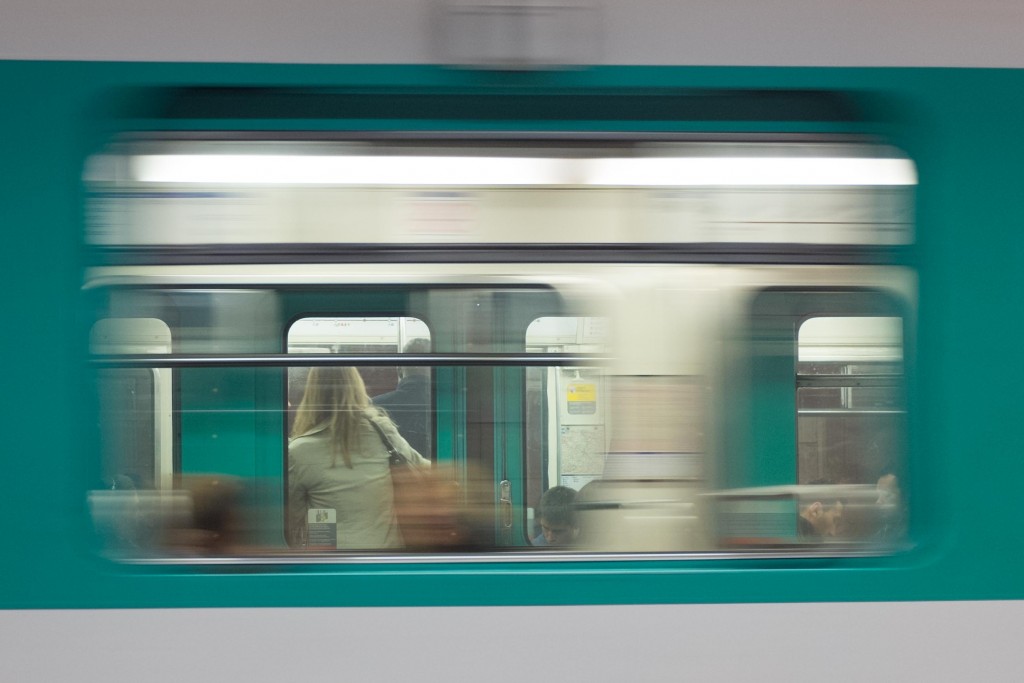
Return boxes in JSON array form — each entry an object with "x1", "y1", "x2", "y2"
[{"x1": 291, "y1": 366, "x2": 377, "y2": 468}]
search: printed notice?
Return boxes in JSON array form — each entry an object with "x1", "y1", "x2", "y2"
[
  {"x1": 567, "y1": 382, "x2": 597, "y2": 415},
  {"x1": 307, "y1": 508, "x2": 337, "y2": 549},
  {"x1": 559, "y1": 425, "x2": 605, "y2": 477}
]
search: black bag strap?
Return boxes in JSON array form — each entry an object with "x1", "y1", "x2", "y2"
[{"x1": 365, "y1": 414, "x2": 407, "y2": 468}]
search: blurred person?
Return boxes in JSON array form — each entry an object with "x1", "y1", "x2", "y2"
[
  {"x1": 288, "y1": 366, "x2": 429, "y2": 550},
  {"x1": 373, "y1": 338, "x2": 432, "y2": 460},
  {"x1": 390, "y1": 470, "x2": 462, "y2": 550},
  {"x1": 532, "y1": 485, "x2": 579, "y2": 547},
  {"x1": 876, "y1": 473, "x2": 900, "y2": 505},
  {"x1": 395, "y1": 463, "x2": 494, "y2": 551},
  {"x1": 160, "y1": 475, "x2": 243, "y2": 556},
  {"x1": 798, "y1": 481, "x2": 845, "y2": 539},
  {"x1": 873, "y1": 472, "x2": 906, "y2": 540}
]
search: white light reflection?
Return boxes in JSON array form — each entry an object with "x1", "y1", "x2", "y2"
[{"x1": 132, "y1": 155, "x2": 917, "y2": 187}]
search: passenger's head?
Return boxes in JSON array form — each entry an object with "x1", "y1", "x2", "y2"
[
  {"x1": 801, "y1": 499, "x2": 844, "y2": 537},
  {"x1": 876, "y1": 473, "x2": 901, "y2": 506},
  {"x1": 291, "y1": 366, "x2": 373, "y2": 467},
  {"x1": 294, "y1": 366, "x2": 370, "y2": 424},
  {"x1": 538, "y1": 486, "x2": 579, "y2": 546},
  {"x1": 399, "y1": 337, "x2": 430, "y2": 380},
  {"x1": 800, "y1": 480, "x2": 845, "y2": 538}
]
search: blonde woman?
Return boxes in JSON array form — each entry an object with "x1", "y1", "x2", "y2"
[{"x1": 287, "y1": 366, "x2": 429, "y2": 550}]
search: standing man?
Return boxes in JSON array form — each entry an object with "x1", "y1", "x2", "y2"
[{"x1": 373, "y1": 338, "x2": 432, "y2": 460}]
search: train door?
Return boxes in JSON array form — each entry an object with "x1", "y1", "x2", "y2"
[{"x1": 524, "y1": 316, "x2": 609, "y2": 541}]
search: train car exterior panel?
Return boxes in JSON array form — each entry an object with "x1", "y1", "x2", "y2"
[{"x1": 3, "y1": 54, "x2": 1024, "y2": 680}]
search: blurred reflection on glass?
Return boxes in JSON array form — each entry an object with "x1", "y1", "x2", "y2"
[
  {"x1": 161, "y1": 475, "x2": 243, "y2": 555},
  {"x1": 394, "y1": 463, "x2": 495, "y2": 552},
  {"x1": 89, "y1": 475, "x2": 276, "y2": 557}
]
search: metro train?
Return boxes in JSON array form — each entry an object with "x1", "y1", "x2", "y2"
[{"x1": 4, "y1": 2, "x2": 1024, "y2": 681}]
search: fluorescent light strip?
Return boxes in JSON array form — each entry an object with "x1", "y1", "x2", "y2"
[
  {"x1": 133, "y1": 156, "x2": 571, "y2": 186},
  {"x1": 585, "y1": 157, "x2": 917, "y2": 186},
  {"x1": 133, "y1": 155, "x2": 917, "y2": 186}
]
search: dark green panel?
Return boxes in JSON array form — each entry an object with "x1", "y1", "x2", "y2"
[{"x1": 179, "y1": 368, "x2": 259, "y2": 478}]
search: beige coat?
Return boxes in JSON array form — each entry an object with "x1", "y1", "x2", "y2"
[{"x1": 288, "y1": 410, "x2": 429, "y2": 550}]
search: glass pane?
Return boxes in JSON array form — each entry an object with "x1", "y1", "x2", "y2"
[
  {"x1": 795, "y1": 316, "x2": 907, "y2": 543},
  {"x1": 285, "y1": 318, "x2": 433, "y2": 550},
  {"x1": 87, "y1": 353, "x2": 910, "y2": 558},
  {"x1": 89, "y1": 318, "x2": 172, "y2": 491},
  {"x1": 798, "y1": 317, "x2": 903, "y2": 365},
  {"x1": 287, "y1": 317, "x2": 432, "y2": 457},
  {"x1": 96, "y1": 369, "x2": 156, "y2": 489},
  {"x1": 83, "y1": 136, "x2": 917, "y2": 561},
  {"x1": 525, "y1": 317, "x2": 607, "y2": 546}
]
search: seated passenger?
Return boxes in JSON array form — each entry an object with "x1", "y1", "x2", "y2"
[
  {"x1": 876, "y1": 473, "x2": 900, "y2": 506},
  {"x1": 532, "y1": 486, "x2": 579, "y2": 547},
  {"x1": 798, "y1": 483, "x2": 844, "y2": 539},
  {"x1": 873, "y1": 472, "x2": 906, "y2": 540}
]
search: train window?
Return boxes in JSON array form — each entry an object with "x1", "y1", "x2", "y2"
[
  {"x1": 84, "y1": 136, "x2": 916, "y2": 561},
  {"x1": 286, "y1": 317, "x2": 431, "y2": 448},
  {"x1": 89, "y1": 318, "x2": 173, "y2": 490},
  {"x1": 716, "y1": 291, "x2": 910, "y2": 548},
  {"x1": 285, "y1": 317, "x2": 433, "y2": 550},
  {"x1": 797, "y1": 316, "x2": 906, "y2": 541},
  {"x1": 524, "y1": 317, "x2": 608, "y2": 545},
  {"x1": 523, "y1": 316, "x2": 709, "y2": 552},
  {"x1": 88, "y1": 318, "x2": 176, "y2": 554}
]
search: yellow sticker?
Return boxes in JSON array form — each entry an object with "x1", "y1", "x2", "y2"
[{"x1": 567, "y1": 383, "x2": 596, "y2": 402}]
